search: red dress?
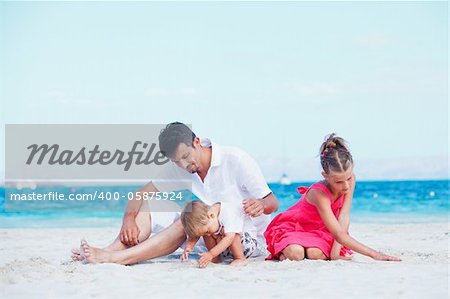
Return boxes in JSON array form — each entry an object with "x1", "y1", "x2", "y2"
[{"x1": 264, "y1": 182, "x2": 352, "y2": 259}]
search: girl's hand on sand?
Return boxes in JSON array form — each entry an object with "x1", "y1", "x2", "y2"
[
  {"x1": 243, "y1": 199, "x2": 264, "y2": 217},
  {"x1": 120, "y1": 217, "x2": 140, "y2": 246},
  {"x1": 198, "y1": 252, "x2": 214, "y2": 268},
  {"x1": 330, "y1": 241, "x2": 343, "y2": 260},
  {"x1": 331, "y1": 254, "x2": 353, "y2": 261},
  {"x1": 372, "y1": 252, "x2": 402, "y2": 262}
]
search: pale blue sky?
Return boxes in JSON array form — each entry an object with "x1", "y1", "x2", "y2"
[{"x1": 0, "y1": 1, "x2": 448, "y2": 181}]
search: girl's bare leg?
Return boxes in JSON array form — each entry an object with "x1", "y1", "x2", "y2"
[
  {"x1": 305, "y1": 247, "x2": 327, "y2": 260},
  {"x1": 281, "y1": 244, "x2": 305, "y2": 261}
]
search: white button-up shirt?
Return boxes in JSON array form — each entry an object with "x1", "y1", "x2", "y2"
[
  {"x1": 154, "y1": 138, "x2": 272, "y2": 246},
  {"x1": 191, "y1": 139, "x2": 272, "y2": 246}
]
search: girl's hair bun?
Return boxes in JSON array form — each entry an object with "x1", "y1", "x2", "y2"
[{"x1": 319, "y1": 133, "x2": 353, "y2": 173}]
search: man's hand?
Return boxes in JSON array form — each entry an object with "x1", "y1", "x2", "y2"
[
  {"x1": 198, "y1": 252, "x2": 214, "y2": 268},
  {"x1": 120, "y1": 216, "x2": 140, "y2": 246},
  {"x1": 242, "y1": 199, "x2": 264, "y2": 217}
]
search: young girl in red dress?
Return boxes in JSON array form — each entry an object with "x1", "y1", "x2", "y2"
[{"x1": 264, "y1": 134, "x2": 401, "y2": 262}]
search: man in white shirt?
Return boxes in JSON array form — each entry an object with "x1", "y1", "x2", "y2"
[{"x1": 73, "y1": 122, "x2": 278, "y2": 264}]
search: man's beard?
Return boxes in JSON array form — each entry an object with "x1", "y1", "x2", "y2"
[{"x1": 187, "y1": 165, "x2": 198, "y2": 173}]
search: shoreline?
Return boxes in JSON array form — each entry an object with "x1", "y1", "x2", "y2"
[{"x1": 0, "y1": 213, "x2": 448, "y2": 229}]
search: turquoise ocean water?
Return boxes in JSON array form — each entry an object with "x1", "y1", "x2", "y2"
[{"x1": 0, "y1": 180, "x2": 448, "y2": 228}]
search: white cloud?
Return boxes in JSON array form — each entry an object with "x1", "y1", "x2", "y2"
[
  {"x1": 144, "y1": 88, "x2": 170, "y2": 97},
  {"x1": 289, "y1": 81, "x2": 340, "y2": 97},
  {"x1": 180, "y1": 87, "x2": 197, "y2": 96},
  {"x1": 144, "y1": 87, "x2": 199, "y2": 97},
  {"x1": 45, "y1": 90, "x2": 92, "y2": 105},
  {"x1": 47, "y1": 90, "x2": 66, "y2": 97},
  {"x1": 357, "y1": 33, "x2": 389, "y2": 49}
]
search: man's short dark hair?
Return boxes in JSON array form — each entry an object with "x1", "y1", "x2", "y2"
[{"x1": 158, "y1": 122, "x2": 196, "y2": 158}]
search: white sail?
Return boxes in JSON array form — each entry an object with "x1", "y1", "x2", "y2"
[{"x1": 279, "y1": 173, "x2": 291, "y2": 185}]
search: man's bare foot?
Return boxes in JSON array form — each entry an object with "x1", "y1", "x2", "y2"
[
  {"x1": 230, "y1": 258, "x2": 248, "y2": 267},
  {"x1": 71, "y1": 248, "x2": 85, "y2": 262},
  {"x1": 81, "y1": 239, "x2": 112, "y2": 264},
  {"x1": 279, "y1": 253, "x2": 286, "y2": 261},
  {"x1": 71, "y1": 238, "x2": 124, "y2": 262}
]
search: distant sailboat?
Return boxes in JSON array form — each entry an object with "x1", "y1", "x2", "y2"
[
  {"x1": 279, "y1": 138, "x2": 291, "y2": 185},
  {"x1": 279, "y1": 172, "x2": 291, "y2": 185}
]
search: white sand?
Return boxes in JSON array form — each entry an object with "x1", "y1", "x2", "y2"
[{"x1": 0, "y1": 222, "x2": 448, "y2": 299}]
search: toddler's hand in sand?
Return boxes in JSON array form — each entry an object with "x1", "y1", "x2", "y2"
[
  {"x1": 198, "y1": 252, "x2": 214, "y2": 268},
  {"x1": 180, "y1": 249, "x2": 190, "y2": 262},
  {"x1": 372, "y1": 252, "x2": 402, "y2": 262}
]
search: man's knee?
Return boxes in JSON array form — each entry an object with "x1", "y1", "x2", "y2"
[
  {"x1": 136, "y1": 212, "x2": 152, "y2": 242},
  {"x1": 282, "y1": 245, "x2": 305, "y2": 261},
  {"x1": 306, "y1": 248, "x2": 326, "y2": 260}
]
